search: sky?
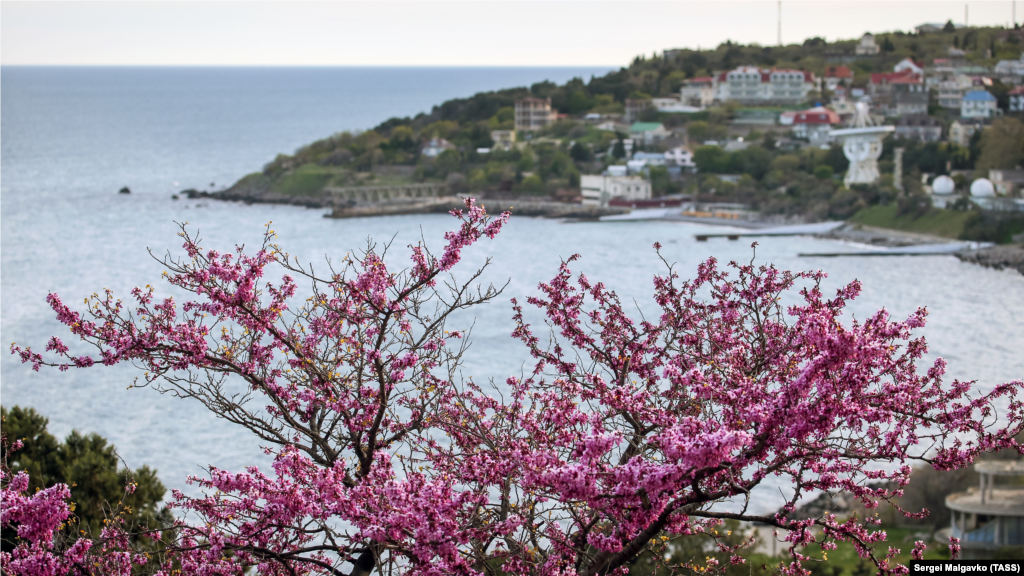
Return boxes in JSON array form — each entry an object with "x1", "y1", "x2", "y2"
[{"x1": 1, "y1": 1, "x2": 1021, "y2": 67}]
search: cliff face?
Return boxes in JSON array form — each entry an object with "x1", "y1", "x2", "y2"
[{"x1": 187, "y1": 172, "x2": 337, "y2": 208}]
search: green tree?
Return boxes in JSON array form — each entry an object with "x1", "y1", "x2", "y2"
[
  {"x1": 519, "y1": 174, "x2": 544, "y2": 193},
  {"x1": 943, "y1": 20, "x2": 956, "y2": 33},
  {"x1": 1, "y1": 406, "x2": 172, "y2": 551},
  {"x1": 570, "y1": 142, "x2": 592, "y2": 163},
  {"x1": 686, "y1": 120, "x2": 711, "y2": 144},
  {"x1": 814, "y1": 165, "x2": 835, "y2": 179},
  {"x1": 976, "y1": 117, "x2": 1024, "y2": 172},
  {"x1": 693, "y1": 145, "x2": 730, "y2": 173},
  {"x1": 612, "y1": 139, "x2": 627, "y2": 159}
]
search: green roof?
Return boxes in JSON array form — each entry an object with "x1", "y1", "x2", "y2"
[{"x1": 630, "y1": 122, "x2": 664, "y2": 132}]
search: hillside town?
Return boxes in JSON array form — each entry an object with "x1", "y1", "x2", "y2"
[
  {"x1": 510, "y1": 26, "x2": 1024, "y2": 216},
  {"x1": 212, "y1": 22, "x2": 1024, "y2": 247}
]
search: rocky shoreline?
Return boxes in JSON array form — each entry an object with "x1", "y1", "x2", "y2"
[
  {"x1": 185, "y1": 187, "x2": 628, "y2": 219},
  {"x1": 954, "y1": 244, "x2": 1024, "y2": 275}
]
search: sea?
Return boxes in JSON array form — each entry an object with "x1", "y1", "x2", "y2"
[{"x1": 2, "y1": 66, "x2": 1023, "y2": 514}]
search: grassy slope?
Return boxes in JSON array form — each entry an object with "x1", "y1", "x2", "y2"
[
  {"x1": 849, "y1": 205, "x2": 974, "y2": 239},
  {"x1": 270, "y1": 164, "x2": 337, "y2": 196}
]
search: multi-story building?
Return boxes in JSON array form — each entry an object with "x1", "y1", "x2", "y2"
[
  {"x1": 938, "y1": 75, "x2": 993, "y2": 109},
  {"x1": 949, "y1": 119, "x2": 987, "y2": 147},
  {"x1": 869, "y1": 70, "x2": 923, "y2": 113},
  {"x1": 580, "y1": 174, "x2": 651, "y2": 206},
  {"x1": 624, "y1": 98, "x2": 652, "y2": 123},
  {"x1": 514, "y1": 97, "x2": 556, "y2": 131},
  {"x1": 1009, "y1": 86, "x2": 1024, "y2": 112},
  {"x1": 894, "y1": 115, "x2": 942, "y2": 142},
  {"x1": 680, "y1": 76, "x2": 716, "y2": 108},
  {"x1": 715, "y1": 67, "x2": 816, "y2": 105},
  {"x1": 962, "y1": 90, "x2": 998, "y2": 119},
  {"x1": 892, "y1": 83, "x2": 929, "y2": 116}
]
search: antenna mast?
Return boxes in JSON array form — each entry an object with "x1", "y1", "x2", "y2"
[{"x1": 778, "y1": 1, "x2": 782, "y2": 46}]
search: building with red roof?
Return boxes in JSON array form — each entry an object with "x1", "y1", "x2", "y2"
[
  {"x1": 824, "y1": 66, "x2": 853, "y2": 91},
  {"x1": 680, "y1": 76, "x2": 716, "y2": 109},
  {"x1": 791, "y1": 106, "x2": 842, "y2": 143},
  {"x1": 715, "y1": 66, "x2": 816, "y2": 105},
  {"x1": 1009, "y1": 85, "x2": 1024, "y2": 112}
]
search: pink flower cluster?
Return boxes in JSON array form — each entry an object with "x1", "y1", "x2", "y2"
[{"x1": 11, "y1": 200, "x2": 1023, "y2": 576}]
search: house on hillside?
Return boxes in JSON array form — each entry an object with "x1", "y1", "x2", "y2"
[
  {"x1": 580, "y1": 174, "x2": 651, "y2": 206},
  {"x1": 869, "y1": 69, "x2": 923, "y2": 114},
  {"x1": 664, "y1": 146, "x2": 696, "y2": 169},
  {"x1": 824, "y1": 66, "x2": 853, "y2": 91},
  {"x1": 894, "y1": 58, "x2": 925, "y2": 75},
  {"x1": 715, "y1": 67, "x2": 816, "y2": 105},
  {"x1": 791, "y1": 106, "x2": 841, "y2": 144},
  {"x1": 894, "y1": 115, "x2": 942, "y2": 142},
  {"x1": 995, "y1": 54, "x2": 1024, "y2": 78},
  {"x1": 893, "y1": 83, "x2": 929, "y2": 116},
  {"x1": 949, "y1": 119, "x2": 987, "y2": 147},
  {"x1": 962, "y1": 90, "x2": 998, "y2": 119},
  {"x1": 651, "y1": 98, "x2": 702, "y2": 113},
  {"x1": 629, "y1": 122, "x2": 670, "y2": 145},
  {"x1": 514, "y1": 97, "x2": 556, "y2": 131},
  {"x1": 625, "y1": 98, "x2": 652, "y2": 123},
  {"x1": 1010, "y1": 86, "x2": 1024, "y2": 112},
  {"x1": 855, "y1": 33, "x2": 880, "y2": 55},
  {"x1": 681, "y1": 76, "x2": 716, "y2": 108},
  {"x1": 421, "y1": 137, "x2": 456, "y2": 158},
  {"x1": 490, "y1": 130, "x2": 516, "y2": 151},
  {"x1": 915, "y1": 22, "x2": 963, "y2": 34}
]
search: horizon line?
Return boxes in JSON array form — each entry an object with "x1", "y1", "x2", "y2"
[{"x1": 0, "y1": 63, "x2": 622, "y2": 68}]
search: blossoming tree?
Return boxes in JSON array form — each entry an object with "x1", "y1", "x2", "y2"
[{"x1": 9, "y1": 199, "x2": 1023, "y2": 576}]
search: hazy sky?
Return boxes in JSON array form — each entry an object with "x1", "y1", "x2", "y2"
[{"x1": 2, "y1": 1, "x2": 1020, "y2": 66}]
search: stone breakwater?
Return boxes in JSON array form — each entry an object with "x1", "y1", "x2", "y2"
[
  {"x1": 327, "y1": 197, "x2": 628, "y2": 219},
  {"x1": 185, "y1": 187, "x2": 628, "y2": 220},
  {"x1": 955, "y1": 244, "x2": 1024, "y2": 275}
]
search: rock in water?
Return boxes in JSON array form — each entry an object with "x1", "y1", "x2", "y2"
[{"x1": 118, "y1": 186, "x2": 131, "y2": 194}]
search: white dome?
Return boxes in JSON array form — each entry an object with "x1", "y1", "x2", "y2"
[
  {"x1": 932, "y1": 175, "x2": 955, "y2": 195},
  {"x1": 970, "y1": 178, "x2": 995, "y2": 197}
]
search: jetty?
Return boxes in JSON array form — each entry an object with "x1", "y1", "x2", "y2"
[
  {"x1": 692, "y1": 221, "x2": 846, "y2": 241},
  {"x1": 799, "y1": 241, "x2": 993, "y2": 257}
]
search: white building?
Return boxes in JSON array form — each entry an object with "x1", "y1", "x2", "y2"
[
  {"x1": 664, "y1": 147, "x2": 695, "y2": 168},
  {"x1": 715, "y1": 67, "x2": 816, "y2": 105},
  {"x1": 855, "y1": 33, "x2": 880, "y2": 56},
  {"x1": 580, "y1": 174, "x2": 652, "y2": 206},
  {"x1": 651, "y1": 98, "x2": 702, "y2": 113},
  {"x1": 421, "y1": 137, "x2": 455, "y2": 158},
  {"x1": 995, "y1": 54, "x2": 1024, "y2": 76},
  {"x1": 961, "y1": 90, "x2": 998, "y2": 119},
  {"x1": 680, "y1": 76, "x2": 716, "y2": 108},
  {"x1": 894, "y1": 58, "x2": 924, "y2": 75},
  {"x1": 1010, "y1": 86, "x2": 1024, "y2": 112},
  {"x1": 629, "y1": 122, "x2": 671, "y2": 145}
]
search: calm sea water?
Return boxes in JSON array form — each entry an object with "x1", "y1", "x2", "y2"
[{"x1": 3, "y1": 67, "x2": 1023, "y2": 513}]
